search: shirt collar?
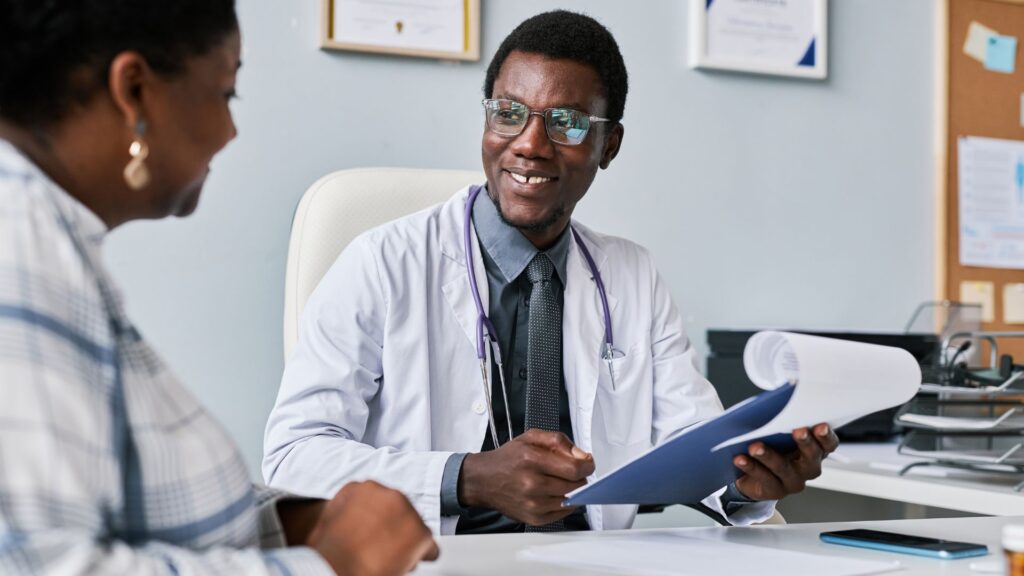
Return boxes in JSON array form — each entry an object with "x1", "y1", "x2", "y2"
[
  {"x1": 472, "y1": 185, "x2": 571, "y2": 284},
  {"x1": 0, "y1": 138, "x2": 108, "y2": 245}
]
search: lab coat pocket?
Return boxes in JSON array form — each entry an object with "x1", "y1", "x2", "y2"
[{"x1": 594, "y1": 345, "x2": 652, "y2": 446}]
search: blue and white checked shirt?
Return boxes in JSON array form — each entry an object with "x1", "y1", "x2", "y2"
[{"x1": 0, "y1": 140, "x2": 331, "y2": 575}]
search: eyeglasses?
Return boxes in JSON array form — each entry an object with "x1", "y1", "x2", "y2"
[{"x1": 482, "y1": 98, "x2": 611, "y2": 146}]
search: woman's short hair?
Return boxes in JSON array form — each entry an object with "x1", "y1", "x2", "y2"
[{"x1": 0, "y1": 0, "x2": 238, "y2": 126}]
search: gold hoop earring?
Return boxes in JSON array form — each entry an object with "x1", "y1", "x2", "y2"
[{"x1": 123, "y1": 124, "x2": 150, "y2": 191}]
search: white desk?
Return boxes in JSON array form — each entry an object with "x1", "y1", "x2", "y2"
[
  {"x1": 416, "y1": 516, "x2": 1017, "y2": 575},
  {"x1": 808, "y1": 442, "x2": 1024, "y2": 516}
]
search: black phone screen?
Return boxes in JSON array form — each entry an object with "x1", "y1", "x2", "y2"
[{"x1": 822, "y1": 529, "x2": 984, "y2": 552}]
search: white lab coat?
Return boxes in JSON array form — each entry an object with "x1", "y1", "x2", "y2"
[{"x1": 263, "y1": 186, "x2": 775, "y2": 535}]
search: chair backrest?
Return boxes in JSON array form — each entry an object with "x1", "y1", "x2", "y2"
[{"x1": 283, "y1": 167, "x2": 483, "y2": 359}]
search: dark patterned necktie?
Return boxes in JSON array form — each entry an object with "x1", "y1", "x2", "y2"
[{"x1": 524, "y1": 253, "x2": 565, "y2": 532}]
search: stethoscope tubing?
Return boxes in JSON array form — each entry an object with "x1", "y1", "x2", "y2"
[
  {"x1": 463, "y1": 184, "x2": 615, "y2": 447},
  {"x1": 463, "y1": 186, "x2": 499, "y2": 361},
  {"x1": 570, "y1": 227, "x2": 613, "y2": 349}
]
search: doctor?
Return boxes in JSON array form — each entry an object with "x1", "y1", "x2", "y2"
[{"x1": 264, "y1": 10, "x2": 838, "y2": 535}]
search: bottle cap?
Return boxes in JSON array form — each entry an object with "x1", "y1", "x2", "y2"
[{"x1": 1003, "y1": 524, "x2": 1024, "y2": 552}]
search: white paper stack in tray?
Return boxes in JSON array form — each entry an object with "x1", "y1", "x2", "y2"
[
  {"x1": 898, "y1": 409, "x2": 1024, "y2": 433},
  {"x1": 896, "y1": 374, "x2": 1024, "y2": 472}
]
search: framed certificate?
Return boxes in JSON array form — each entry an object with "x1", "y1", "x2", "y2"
[
  {"x1": 321, "y1": 0, "x2": 480, "y2": 61},
  {"x1": 689, "y1": 0, "x2": 828, "y2": 79}
]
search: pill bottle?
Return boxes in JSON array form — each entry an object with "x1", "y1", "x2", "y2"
[{"x1": 1004, "y1": 524, "x2": 1024, "y2": 576}]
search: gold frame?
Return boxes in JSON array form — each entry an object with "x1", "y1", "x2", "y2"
[{"x1": 321, "y1": 0, "x2": 480, "y2": 61}]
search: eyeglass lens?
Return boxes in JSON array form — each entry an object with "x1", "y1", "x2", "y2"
[{"x1": 484, "y1": 100, "x2": 592, "y2": 145}]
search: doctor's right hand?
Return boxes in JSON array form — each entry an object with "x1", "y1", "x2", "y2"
[
  {"x1": 458, "y1": 429, "x2": 595, "y2": 526},
  {"x1": 308, "y1": 480, "x2": 439, "y2": 576}
]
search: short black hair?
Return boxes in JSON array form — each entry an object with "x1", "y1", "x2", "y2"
[
  {"x1": 483, "y1": 10, "x2": 628, "y2": 125},
  {"x1": 0, "y1": 0, "x2": 238, "y2": 127}
]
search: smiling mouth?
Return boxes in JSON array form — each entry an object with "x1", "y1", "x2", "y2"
[{"x1": 505, "y1": 169, "x2": 557, "y2": 185}]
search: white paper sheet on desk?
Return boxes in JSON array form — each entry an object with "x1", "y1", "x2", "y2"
[
  {"x1": 717, "y1": 332, "x2": 921, "y2": 449},
  {"x1": 898, "y1": 411, "x2": 1021, "y2": 431},
  {"x1": 519, "y1": 533, "x2": 901, "y2": 576}
]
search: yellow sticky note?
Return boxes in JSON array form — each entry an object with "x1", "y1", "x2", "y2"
[
  {"x1": 1005, "y1": 284, "x2": 1024, "y2": 324},
  {"x1": 964, "y1": 21, "x2": 998, "y2": 63},
  {"x1": 961, "y1": 281, "x2": 995, "y2": 323}
]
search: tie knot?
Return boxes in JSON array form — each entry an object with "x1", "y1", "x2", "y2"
[{"x1": 526, "y1": 253, "x2": 554, "y2": 284}]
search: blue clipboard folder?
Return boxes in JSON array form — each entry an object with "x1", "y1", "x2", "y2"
[{"x1": 564, "y1": 383, "x2": 798, "y2": 506}]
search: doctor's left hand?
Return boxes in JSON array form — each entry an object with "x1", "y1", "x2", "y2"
[{"x1": 732, "y1": 422, "x2": 839, "y2": 501}]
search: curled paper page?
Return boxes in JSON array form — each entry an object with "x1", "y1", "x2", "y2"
[
  {"x1": 716, "y1": 331, "x2": 921, "y2": 450},
  {"x1": 565, "y1": 331, "x2": 923, "y2": 507}
]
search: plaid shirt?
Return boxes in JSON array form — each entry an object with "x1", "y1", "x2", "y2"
[{"x1": 0, "y1": 140, "x2": 331, "y2": 575}]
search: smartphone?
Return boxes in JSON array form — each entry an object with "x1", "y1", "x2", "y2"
[{"x1": 819, "y1": 529, "x2": 989, "y2": 560}]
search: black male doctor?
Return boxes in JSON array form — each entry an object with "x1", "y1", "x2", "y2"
[{"x1": 264, "y1": 11, "x2": 838, "y2": 536}]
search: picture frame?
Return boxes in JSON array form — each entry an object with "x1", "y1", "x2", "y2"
[
  {"x1": 321, "y1": 0, "x2": 480, "y2": 62},
  {"x1": 689, "y1": 0, "x2": 828, "y2": 80}
]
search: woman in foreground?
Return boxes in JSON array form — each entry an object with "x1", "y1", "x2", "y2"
[{"x1": 0, "y1": 1, "x2": 437, "y2": 574}]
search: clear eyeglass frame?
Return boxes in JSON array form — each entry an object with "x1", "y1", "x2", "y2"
[{"x1": 482, "y1": 98, "x2": 611, "y2": 146}]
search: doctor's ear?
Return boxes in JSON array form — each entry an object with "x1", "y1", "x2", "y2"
[{"x1": 599, "y1": 123, "x2": 624, "y2": 170}]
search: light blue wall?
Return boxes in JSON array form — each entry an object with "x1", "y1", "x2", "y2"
[{"x1": 105, "y1": 0, "x2": 937, "y2": 475}]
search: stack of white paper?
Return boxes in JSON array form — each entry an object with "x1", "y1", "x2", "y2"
[{"x1": 898, "y1": 410, "x2": 1023, "y2": 431}]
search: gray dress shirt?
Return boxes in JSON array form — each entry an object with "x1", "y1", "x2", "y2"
[{"x1": 440, "y1": 188, "x2": 753, "y2": 532}]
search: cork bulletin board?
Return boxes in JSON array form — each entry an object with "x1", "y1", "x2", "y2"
[{"x1": 942, "y1": 0, "x2": 1024, "y2": 361}]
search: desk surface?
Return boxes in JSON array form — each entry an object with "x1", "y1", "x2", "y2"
[
  {"x1": 809, "y1": 442, "x2": 1024, "y2": 515},
  {"x1": 416, "y1": 516, "x2": 1017, "y2": 576}
]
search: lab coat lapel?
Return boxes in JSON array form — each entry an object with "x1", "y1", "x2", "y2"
[
  {"x1": 440, "y1": 188, "x2": 489, "y2": 357},
  {"x1": 563, "y1": 226, "x2": 618, "y2": 447}
]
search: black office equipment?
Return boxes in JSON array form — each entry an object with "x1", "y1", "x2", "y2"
[{"x1": 706, "y1": 329, "x2": 940, "y2": 440}]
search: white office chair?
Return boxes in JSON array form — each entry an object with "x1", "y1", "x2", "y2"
[
  {"x1": 283, "y1": 167, "x2": 483, "y2": 359},
  {"x1": 282, "y1": 166, "x2": 786, "y2": 527}
]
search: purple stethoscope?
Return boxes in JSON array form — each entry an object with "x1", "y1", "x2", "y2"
[{"x1": 464, "y1": 184, "x2": 618, "y2": 448}]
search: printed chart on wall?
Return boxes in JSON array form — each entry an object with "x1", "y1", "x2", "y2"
[{"x1": 958, "y1": 136, "x2": 1024, "y2": 270}]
